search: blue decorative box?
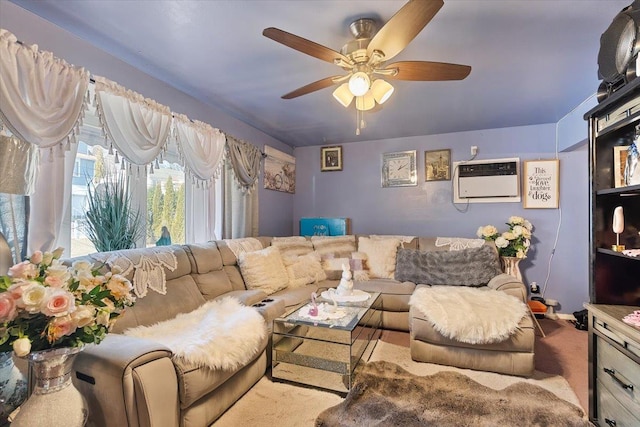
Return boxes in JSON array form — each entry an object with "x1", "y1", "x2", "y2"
[{"x1": 299, "y1": 218, "x2": 351, "y2": 236}]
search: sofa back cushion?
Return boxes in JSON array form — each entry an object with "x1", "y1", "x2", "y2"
[
  {"x1": 185, "y1": 242, "x2": 236, "y2": 300},
  {"x1": 395, "y1": 244, "x2": 502, "y2": 286},
  {"x1": 113, "y1": 274, "x2": 206, "y2": 332},
  {"x1": 272, "y1": 236, "x2": 313, "y2": 259}
]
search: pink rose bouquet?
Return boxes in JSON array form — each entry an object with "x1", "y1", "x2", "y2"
[{"x1": 0, "y1": 248, "x2": 135, "y2": 356}]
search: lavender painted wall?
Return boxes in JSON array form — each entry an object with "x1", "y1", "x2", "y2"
[
  {"x1": 294, "y1": 124, "x2": 590, "y2": 314},
  {"x1": 0, "y1": 2, "x2": 295, "y2": 237}
]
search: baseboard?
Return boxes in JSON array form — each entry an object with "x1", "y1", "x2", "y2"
[{"x1": 556, "y1": 313, "x2": 576, "y2": 321}]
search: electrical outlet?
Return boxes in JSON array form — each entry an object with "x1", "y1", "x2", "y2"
[{"x1": 470, "y1": 146, "x2": 478, "y2": 156}]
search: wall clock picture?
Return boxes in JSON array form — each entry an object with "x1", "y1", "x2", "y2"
[{"x1": 382, "y1": 150, "x2": 417, "y2": 187}]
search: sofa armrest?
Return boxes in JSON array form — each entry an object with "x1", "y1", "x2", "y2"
[
  {"x1": 73, "y1": 334, "x2": 179, "y2": 427},
  {"x1": 487, "y1": 274, "x2": 527, "y2": 303}
]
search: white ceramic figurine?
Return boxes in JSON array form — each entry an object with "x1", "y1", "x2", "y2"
[{"x1": 336, "y1": 262, "x2": 354, "y2": 296}]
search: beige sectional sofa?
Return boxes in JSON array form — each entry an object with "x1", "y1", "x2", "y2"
[{"x1": 68, "y1": 235, "x2": 531, "y2": 427}]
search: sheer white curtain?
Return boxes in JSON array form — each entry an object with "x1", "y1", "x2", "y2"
[
  {"x1": 173, "y1": 114, "x2": 226, "y2": 243},
  {"x1": 0, "y1": 29, "x2": 89, "y2": 254},
  {"x1": 223, "y1": 136, "x2": 262, "y2": 238}
]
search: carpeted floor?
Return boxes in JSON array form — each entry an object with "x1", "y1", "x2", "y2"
[{"x1": 213, "y1": 318, "x2": 587, "y2": 426}]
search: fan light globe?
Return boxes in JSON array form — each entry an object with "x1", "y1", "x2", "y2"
[
  {"x1": 371, "y1": 79, "x2": 394, "y2": 104},
  {"x1": 332, "y1": 83, "x2": 354, "y2": 107},
  {"x1": 348, "y1": 72, "x2": 371, "y2": 96},
  {"x1": 355, "y1": 92, "x2": 375, "y2": 111}
]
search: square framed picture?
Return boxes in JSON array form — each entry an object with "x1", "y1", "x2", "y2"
[
  {"x1": 523, "y1": 159, "x2": 560, "y2": 208},
  {"x1": 424, "y1": 149, "x2": 451, "y2": 181},
  {"x1": 613, "y1": 145, "x2": 629, "y2": 188},
  {"x1": 321, "y1": 145, "x2": 343, "y2": 171}
]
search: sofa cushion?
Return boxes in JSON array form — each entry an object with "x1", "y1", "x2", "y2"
[
  {"x1": 283, "y1": 252, "x2": 327, "y2": 288},
  {"x1": 272, "y1": 236, "x2": 313, "y2": 258},
  {"x1": 358, "y1": 236, "x2": 401, "y2": 279},
  {"x1": 395, "y1": 244, "x2": 502, "y2": 286},
  {"x1": 354, "y1": 278, "x2": 416, "y2": 312},
  {"x1": 238, "y1": 246, "x2": 289, "y2": 295},
  {"x1": 271, "y1": 284, "x2": 322, "y2": 308},
  {"x1": 311, "y1": 235, "x2": 356, "y2": 254},
  {"x1": 186, "y1": 241, "x2": 223, "y2": 274}
]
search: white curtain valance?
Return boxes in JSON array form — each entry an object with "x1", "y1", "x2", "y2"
[
  {"x1": 93, "y1": 76, "x2": 172, "y2": 172},
  {"x1": 0, "y1": 28, "x2": 89, "y2": 153},
  {"x1": 173, "y1": 113, "x2": 226, "y2": 187},
  {"x1": 226, "y1": 136, "x2": 262, "y2": 193}
]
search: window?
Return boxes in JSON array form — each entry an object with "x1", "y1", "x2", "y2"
[{"x1": 146, "y1": 159, "x2": 185, "y2": 247}]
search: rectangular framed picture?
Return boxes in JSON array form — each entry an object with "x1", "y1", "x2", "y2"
[
  {"x1": 613, "y1": 145, "x2": 629, "y2": 188},
  {"x1": 523, "y1": 159, "x2": 560, "y2": 208},
  {"x1": 424, "y1": 149, "x2": 451, "y2": 181},
  {"x1": 321, "y1": 145, "x2": 343, "y2": 172},
  {"x1": 263, "y1": 145, "x2": 296, "y2": 193}
]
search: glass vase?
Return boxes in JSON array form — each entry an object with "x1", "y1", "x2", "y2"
[
  {"x1": 0, "y1": 351, "x2": 28, "y2": 424},
  {"x1": 10, "y1": 346, "x2": 88, "y2": 427},
  {"x1": 500, "y1": 256, "x2": 523, "y2": 282}
]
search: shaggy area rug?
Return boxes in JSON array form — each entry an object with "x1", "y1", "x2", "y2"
[{"x1": 316, "y1": 361, "x2": 590, "y2": 427}]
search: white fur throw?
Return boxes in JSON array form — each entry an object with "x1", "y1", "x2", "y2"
[
  {"x1": 124, "y1": 297, "x2": 266, "y2": 370},
  {"x1": 238, "y1": 246, "x2": 289, "y2": 294},
  {"x1": 358, "y1": 236, "x2": 401, "y2": 279},
  {"x1": 410, "y1": 286, "x2": 527, "y2": 344}
]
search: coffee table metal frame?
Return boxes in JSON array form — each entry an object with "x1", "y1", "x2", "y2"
[{"x1": 271, "y1": 291, "x2": 382, "y2": 394}]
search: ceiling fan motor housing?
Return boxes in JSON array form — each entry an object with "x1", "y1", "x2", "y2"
[{"x1": 597, "y1": 0, "x2": 640, "y2": 102}]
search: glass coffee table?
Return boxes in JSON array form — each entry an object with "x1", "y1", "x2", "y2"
[{"x1": 271, "y1": 291, "x2": 382, "y2": 394}]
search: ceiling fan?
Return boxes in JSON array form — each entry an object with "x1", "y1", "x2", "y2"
[{"x1": 263, "y1": 0, "x2": 471, "y2": 134}]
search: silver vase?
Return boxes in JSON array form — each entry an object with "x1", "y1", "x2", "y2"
[
  {"x1": 500, "y1": 256, "x2": 523, "y2": 282},
  {"x1": 10, "y1": 346, "x2": 88, "y2": 427}
]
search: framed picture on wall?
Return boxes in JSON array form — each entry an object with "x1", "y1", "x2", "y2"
[
  {"x1": 424, "y1": 149, "x2": 451, "y2": 181},
  {"x1": 613, "y1": 145, "x2": 629, "y2": 188},
  {"x1": 321, "y1": 145, "x2": 343, "y2": 172},
  {"x1": 523, "y1": 159, "x2": 560, "y2": 208}
]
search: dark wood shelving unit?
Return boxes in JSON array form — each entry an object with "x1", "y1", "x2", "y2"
[{"x1": 585, "y1": 81, "x2": 640, "y2": 427}]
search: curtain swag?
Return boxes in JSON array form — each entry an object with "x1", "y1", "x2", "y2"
[
  {"x1": 93, "y1": 75, "x2": 172, "y2": 175},
  {"x1": 0, "y1": 29, "x2": 89, "y2": 158},
  {"x1": 225, "y1": 136, "x2": 262, "y2": 193},
  {"x1": 173, "y1": 113, "x2": 226, "y2": 188}
]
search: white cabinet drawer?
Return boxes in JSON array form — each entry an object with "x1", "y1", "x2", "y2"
[
  {"x1": 597, "y1": 379, "x2": 640, "y2": 427},
  {"x1": 593, "y1": 317, "x2": 640, "y2": 359},
  {"x1": 597, "y1": 337, "x2": 640, "y2": 415}
]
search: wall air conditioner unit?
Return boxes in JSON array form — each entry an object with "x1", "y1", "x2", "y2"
[{"x1": 453, "y1": 157, "x2": 521, "y2": 203}]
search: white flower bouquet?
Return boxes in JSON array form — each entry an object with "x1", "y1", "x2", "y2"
[
  {"x1": 0, "y1": 248, "x2": 135, "y2": 356},
  {"x1": 477, "y1": 216, "x2": 534, "y2": 259}
]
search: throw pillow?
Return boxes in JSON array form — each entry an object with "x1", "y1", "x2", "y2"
[
  {"x1": 311, "y1": 235, "x2": 356, "y2": 255},
  {"x1": 394, "y1": 244, "x2": 502, "y2": 286},
  {"x1": 271, "y1": 236, "x2": 313, "y2": 258},
  {"x1": 283, "y1": 252, "x2": 327, "y2": 288},
  {"x1": 320, "y1": 251, "x2": 369, "y2": 281},
  {"x1": 358, "y1": 237, "x2": 401, "y2": 279},
  {"x1": 238, "y1": 246, "x2": 289, "y2": 294}
]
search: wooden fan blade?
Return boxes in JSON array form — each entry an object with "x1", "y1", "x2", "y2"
[
  {"x1": 368, "y1": 0, "x2": 444, "y2": 61},
  {"x1": 263, "y1": 27, "x2": 351, "y2": 65},
  {"x1": 281, "y1": 76, "x2": 343, "y2": 99},
  {"x1": 384, "y1": 61, "x2": 471, "y2": 81}
]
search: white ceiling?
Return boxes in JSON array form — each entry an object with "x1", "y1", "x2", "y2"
[{"x1": 8, "y1": 0, "x2": 631, "y2": 147}]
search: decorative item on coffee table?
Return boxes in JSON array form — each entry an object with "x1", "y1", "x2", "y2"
[
  {"x1": 477, "y1": 216, "x2": 534, "y2": 281},
  {"x1": 0, "y1": 248, "x2": 136, "y2": 426}
]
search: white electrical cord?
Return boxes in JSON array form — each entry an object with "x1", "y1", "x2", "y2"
[{"x1": 541, "y1": 92, "x2": 596, "y2": 298}]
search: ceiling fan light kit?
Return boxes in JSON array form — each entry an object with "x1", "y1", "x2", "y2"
[{"x1": 263, "y1": 0, "x2": 470, "y2": 135}]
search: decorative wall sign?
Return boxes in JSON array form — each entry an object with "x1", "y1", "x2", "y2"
[
  {"x1": 424, "y1": 149, "x2": 451, "y2": 181},
  {"x1": 523, "y1": 159, "x2": 559, "y2": 208},
  {"x1": 321, "y1": 145, "x2": 343, "y2": 171},
  {"x1": 264, "y1": 145, "x2": 295, "y2": 193}
]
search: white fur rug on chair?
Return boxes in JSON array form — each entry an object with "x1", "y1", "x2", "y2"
[
  {"x1": 409, "y1": 286, "x2": 527, "y2": 345},
  {"x1": 124, "y1": 297, "x2": 266, "y2": 370}
]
